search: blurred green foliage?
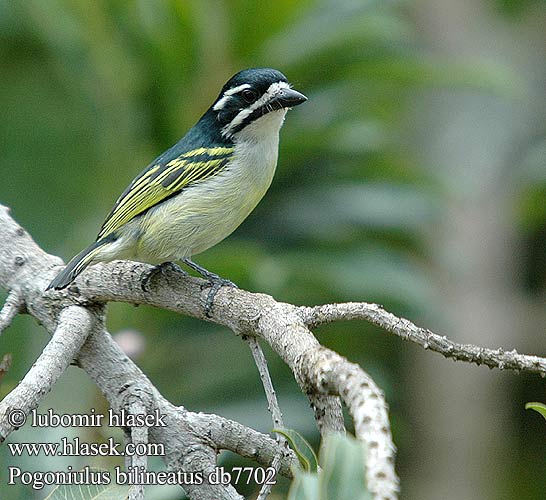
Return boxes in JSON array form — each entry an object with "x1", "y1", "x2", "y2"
[
  {"x1": 1, "y1": 0, "x2": 545, "y2": 499},
  {"x1": 287, "y1": 433, "x2": 371, "y2": 500}
]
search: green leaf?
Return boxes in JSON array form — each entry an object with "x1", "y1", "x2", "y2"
[
  {"x1": 525, "y1": 402, "x2": 546, "y2": 421},
  {"x1": 320, "y1": 434, "x2": 372, "y2": 500},
  {"x1": 287, "y1": 471, "x2": 320, "y2": 500},
  {"x1": 273, "y1": 428, "x2": 319, "y2": 472},
  {"x1": 286, "y1": 434, "x2": 372, "y2": 499},
  {"x1": 45, "y1": 474, "x2": 131, "y2": 500}
]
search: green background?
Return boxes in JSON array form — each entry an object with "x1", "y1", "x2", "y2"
[{"x1": 1, "y1": 0, "x2": 545, "y2": 498}]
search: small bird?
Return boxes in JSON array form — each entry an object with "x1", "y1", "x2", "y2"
[{"x1": 47, "y1": 68, "x2": 307, "y2": 310}]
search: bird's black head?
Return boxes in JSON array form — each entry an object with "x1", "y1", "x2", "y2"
[{"x1": 209, "y1": 68, "x2": 307, "y2": 138}]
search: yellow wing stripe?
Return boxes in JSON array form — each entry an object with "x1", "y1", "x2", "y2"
[
  {"x1": 102, "y1": 157, "x2": 231, "y2": 236},
  {"x1": 130, "y1": 165, "x2": 160, "y2": 192},
  {"x1": 97, "y1": 147, "x2": 233, "y2": 239},
  {"x1": 181, "y1": 146, "x2": 232, "y2": 158}
]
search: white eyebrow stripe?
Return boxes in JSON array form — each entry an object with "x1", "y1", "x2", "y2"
[
  {"x1": 225, "y1": 83, "x2": 252, "y2": 96},
  {"x1": 213, "y1": 83, "x2": 252, "y2": 111},
  {"x1": 221, "y1": 81, "x2": 291, "y2": 137}
]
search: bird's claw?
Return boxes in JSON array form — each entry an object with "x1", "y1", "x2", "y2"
[
  {"x1": 182, "y1": 258, "x2": 237, "y2": 316},
  {"x1": 201, "y1": 275, "x2": 237, "y2": 317}
]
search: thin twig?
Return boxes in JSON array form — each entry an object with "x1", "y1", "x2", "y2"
[
  {"x1": 128, "y1": 400, "x2": 148, "y2": 500},
  {"x1": 0, "y1": 289, "x2": 23, "y2": 336},
  {"x1": 245, "y1": 335, "x2": 283, "y2": 428},
  {"x1": 244, "y1": 335, "x2": 285, "y2": 500},
  {"x1": 300, "y1": 302, "x2": 546, "y2": 377}
]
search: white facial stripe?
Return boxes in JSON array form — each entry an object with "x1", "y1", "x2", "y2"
[
  {"x1": 225, "y1": 83, "x2": 252, "y2": 96},
  {"x1": 213, "y1": 83, "x2": 252, "y2": 111},
  {"x1": 221, "y1": 81, "x2": 291, "y2": 137}
]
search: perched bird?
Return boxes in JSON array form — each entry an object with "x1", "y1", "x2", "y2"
[{"x1": 47, "y1": 68, "x2": 307, "y2": 310}]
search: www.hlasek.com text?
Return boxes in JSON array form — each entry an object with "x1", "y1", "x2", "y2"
[{"x1": 8, "y1": 437, "x2": 164, "y2": 458}]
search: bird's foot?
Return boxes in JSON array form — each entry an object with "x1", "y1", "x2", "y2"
[
  {"x1": 141, "y1": 261, "x2": 187, "y2": 292},
  {"x1": 182, "y1": 258, "x2": 238, "y2": 316}
]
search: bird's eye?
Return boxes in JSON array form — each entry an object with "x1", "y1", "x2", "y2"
[{"x1": 241, "y1": 89, "x2": 258, "y2": 103}]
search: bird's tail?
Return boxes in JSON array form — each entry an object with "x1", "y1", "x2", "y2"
[{"x1": 47, "y1": 240, "x2": 108, "y2": 290}]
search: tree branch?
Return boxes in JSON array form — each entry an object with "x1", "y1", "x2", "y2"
[
  {"x1": 0, "y1": 289, "x2": 23, "y2": 336},
  {"x1": 127, "y1": 400, "x2": 148, "y2": 500},
  {"x1": 244, "y1": 335, "x2": 286, "y2": 500},
  {"x1": 300, "y1": 345, "x2": 398, "y2": 496},
  {"x1": 0, "y1": 205, "x2": 295, "y2": 500},
  {"x1": 187, "y1": 413, "x2": 295, "y2": 478},
  {"x1": 299, "y1": 302, "x2": 546, "y2": 376},
  {"x1": 2, "y1": 194, "x2": 543, "y2": 498},
  {"x1": 75, "y1": 314, "x2": 286, "y2": 500},
  {"x1": 0, "y1": 305, "x2": 94, "y2": 442},
  {"x1": 0, "y1": 204, "x2": 402, "y2": 498},
  {"x1": 76, "y1": 265, "x2": 397, "y2": 497},
  {"x1": 79, "y1": 262, "x2": 348, "y2": 431},
  {"x1": 245, "y1": 335, "x2": 284, "y2": 430}
]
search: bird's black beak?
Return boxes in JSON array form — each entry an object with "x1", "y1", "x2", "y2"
[{"x1": 271, "y1": 88, "x2": 307, "y2": 109}]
